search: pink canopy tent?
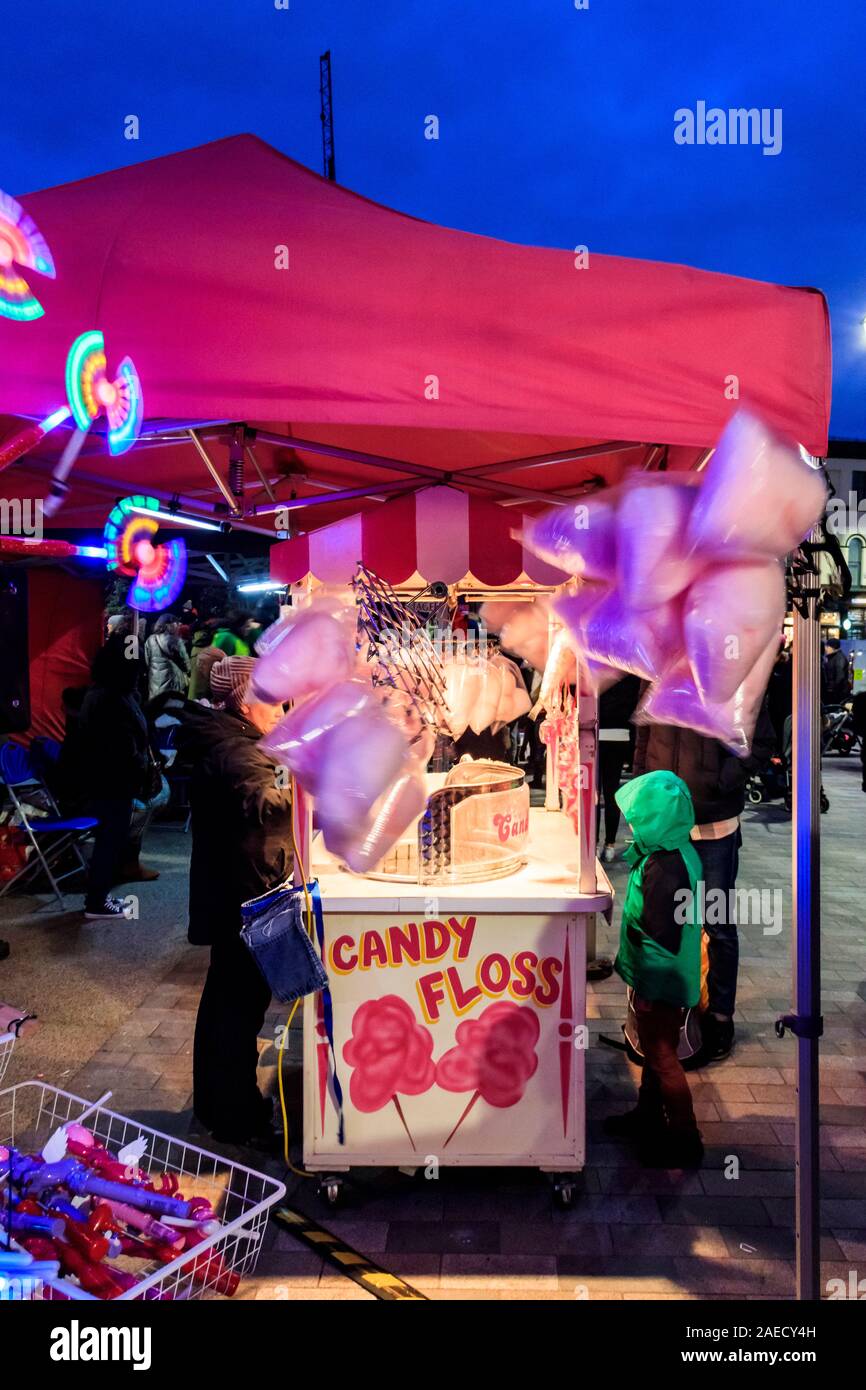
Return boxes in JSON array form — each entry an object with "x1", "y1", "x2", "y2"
[{"x1": 0, "y1": 133, "x2": 830, "y2": 533}]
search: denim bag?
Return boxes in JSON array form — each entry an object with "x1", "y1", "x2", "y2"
[{"x1": 240, "y1": 882, "x2": 328, "y2": 1004}]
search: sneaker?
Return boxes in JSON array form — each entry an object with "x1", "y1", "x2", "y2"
[
  {"x1": 701, "y1": 1013, "x2": 735, "y2": 1062},
  {"x1": 602, "y1": 844, "x2": 616, "y2": 864},
  {"x1": 84, "y1": 897, "x2": 131, "y2": 920}
]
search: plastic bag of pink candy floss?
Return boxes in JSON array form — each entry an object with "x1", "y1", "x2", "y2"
[
  {"x1": 687, "y1": 409, "x2": 827, "y2": 562},
  {"x1": 251, "y1": 598, "x2": 357, "y2": 705},
  {"x1": 480, "y1": 598, "x2": 551, "y2": 673},
  {"x1": 314, "y1": 703, "x2": 411, "y2": 846},
  {"x1": 555, "y1": 584, "x2": 682, "y2": 684},
  {"x1": 521, "y1": 493, "x2": 618, "y2": 583},
  {"x1": 637, "y1": 631, "x2": 780, "y2": 758},
  {"x1": 260, "y1": 679, "x2": 375, "y2": 794},
  {"x1": 617, "y1": 476, "x2": 706, "y2": 611},
  {"x1": 340, "y1": 769, "x2": 428, "y2": 875},
  {"x1": 684, "y1": 558, "x2": 786, "y2": 705}
]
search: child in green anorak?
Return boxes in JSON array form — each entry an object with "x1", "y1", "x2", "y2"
[{"x1": 605, "y1": 769, "x2": 705, "y2": 1168}]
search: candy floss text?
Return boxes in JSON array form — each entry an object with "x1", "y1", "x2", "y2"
[{"x1": 328, "y1": 916, "x2": 562, "y2": 1023}]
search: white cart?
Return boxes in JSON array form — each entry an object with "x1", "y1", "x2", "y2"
[{"x1": 303, "y1": 810, "x2": 611, "y2": 1206}]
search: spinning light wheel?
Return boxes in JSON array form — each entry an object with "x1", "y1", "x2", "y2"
[
  {"x1": 104, "y1": 495, "x2": 187, "y2": 613},
  {"x1": 0, "y1": 188, "x2": 55, "y2": 321}
]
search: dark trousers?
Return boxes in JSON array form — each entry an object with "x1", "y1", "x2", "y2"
[
  {"x1": 193, "y1": 932, "x2": 272, "y2": 1138},
  {"x1": 635, "y1": 996, "x2": 698, "y2": 1139},
  {"x1": 85, "y1": 798, "x2": 133, "y2": 911},
  {"x1": 596, "y1": 741, "x2": 629, "y2": 845},
  {"x1": 694, "y1": 829, "x2": 741, "y2": 1018}
]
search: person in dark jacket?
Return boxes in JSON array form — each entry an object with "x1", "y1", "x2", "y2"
[
  {"x1": 632, "y1": 702, "x2": 774, "y2": 1061},
  {"x1": 180, "y1": 655, "x2": 291, "y2": 1148},
  {"x1": 596, "y1": 675, "x2": 641, "y2": 861},
  {"x1": 605, "y1": 770, "x2": 704, "y2": 1167},
  {"x1": 822, "y1": 638, "x2": 851, "y2": 707},
  {"x1": 79, "y1": 642, "x2": 152, "y2": 919}
]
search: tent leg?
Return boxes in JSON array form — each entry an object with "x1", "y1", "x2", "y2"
[{"x1": 791, "y1": 561, "x2": 822, "y2": 1301}]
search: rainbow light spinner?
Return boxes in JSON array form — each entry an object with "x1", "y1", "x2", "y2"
[
  {"x1": 66, "y1": 330, "x2": 143, "y2": 455},
  {"x1": 104, "y1": 495, "x2": 187, "y2": 613},
  {"x1": 0, "y1": 188, "x2": 55, "y2": 321}
]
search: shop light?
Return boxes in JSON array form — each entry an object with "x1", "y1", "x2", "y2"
[
  {"x1": 74, "y1": 544, "x2": 109, "y2": 559},
  {"x1": 126, "y1": 503, "x2": 222, "y2": 532},
  {"x1": 237, "y1": 579, "x2": 285, "y2": 594},
  {"x1": 206, "y1": 553, "x2": 229, "y2": 582}
]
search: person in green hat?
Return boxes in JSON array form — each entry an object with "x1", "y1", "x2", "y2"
[{"x1": 604, "y1": 768, "x2": 705, "y2": 1168}]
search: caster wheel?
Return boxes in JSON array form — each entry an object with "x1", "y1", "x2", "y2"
[
  {"x1": 553, "y1": 1180, "x2": 575, "y2": 1209},
  {"x1": 318, "y1": 1176, "x2": 344, "y2": 1207},
  {"x1": 820, "y1": 794, "x2": 830, "y2": 813},
  {"x1": 747, "y1": 789, "x2": 763, "y2": 805}
]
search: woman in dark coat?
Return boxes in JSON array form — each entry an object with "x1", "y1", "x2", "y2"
[
  {"x1": 79, "y1": 642, "x2": 152, "y2": 919},
  {"x1": 179, "y1": 655, "x2": 291, "y2": 1148}
]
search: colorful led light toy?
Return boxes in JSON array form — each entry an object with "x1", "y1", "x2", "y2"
[
  {"x1": 104, "y1": 495, "x2": 187, "y2": 613},
  {"x1": 65, "y1": 329, "x2": 143, "y2": 456},
  {"x1": 0, "y1": 330, "x2": 144, "y2": 486},
  {"x1": 0, "y1": 188, "x2": 56, "y2": 321}
]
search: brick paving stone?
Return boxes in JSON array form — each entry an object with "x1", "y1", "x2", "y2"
[
  {"x1": 611, "y1": 1225, "x2": 728, "y2": 1258},
  {"x1": 385, "y1": 1221, "x2": 500, "y2": 1254},
  {"x1": 657, "y1": 1196, "x2": 773, "y2": 1227},
  {"x1": 441, "y1": 1255, "x2": 558, "y2": 1290},
  {"x1": 699, "y1": 1170, "x2": 796, "y2": 1198},
  {"x1": 671, "y1": 1257, "x2": 794, "y2": 1296},
  {"x1": 719, "y1": 1228, "x2": 843, "y2": 1260},
  {"x1": 499, "y1": 1221, "x2": 613, "y2": 1257}
]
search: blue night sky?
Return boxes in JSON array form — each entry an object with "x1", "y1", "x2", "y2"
[{"x1": 7, "y1": 0, "x2": 866, "y2": 438}]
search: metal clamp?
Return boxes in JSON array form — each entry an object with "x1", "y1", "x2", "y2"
[{"x1": 775, "y1": 1012, "x2": 824, "y2": 1041}]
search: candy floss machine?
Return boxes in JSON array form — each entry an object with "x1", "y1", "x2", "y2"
[{"x1": 355, "y1": 758, "x2": 530, "y2": 885}]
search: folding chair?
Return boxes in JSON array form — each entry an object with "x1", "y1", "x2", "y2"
[{"x1": 0, "y1": 741, "x2": 97, "y2": 910}]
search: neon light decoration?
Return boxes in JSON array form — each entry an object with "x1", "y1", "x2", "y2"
[
  {"x1": 0, "y1": 188, "x2": 56, "y2": 320},
  {"x1": 104, "y1": 495, "x2": 187, "y2": 613},
  {"x1": 66, "y1": 330, "x2": 143, "y2": 455}
]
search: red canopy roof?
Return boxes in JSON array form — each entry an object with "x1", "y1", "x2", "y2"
[{"x1": 0, "y1": 134, "x2": 831, "y2": 531}]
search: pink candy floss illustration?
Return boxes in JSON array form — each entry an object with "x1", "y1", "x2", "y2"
[
  {"x1": 343, "y1": 996, "x2": 435, "y2": 1147},
  {"x1": 436, "y1": 1001, "x2": 540, "y2": 1146}
]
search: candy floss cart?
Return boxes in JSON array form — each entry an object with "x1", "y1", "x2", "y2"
[{"x1": 263, "y1": 488, "x2": 609, "y2": 1201}]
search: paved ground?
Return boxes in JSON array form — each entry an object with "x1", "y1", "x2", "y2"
[{"x1": 1, "y1": 757, "x2": 864, "y2": 1300}]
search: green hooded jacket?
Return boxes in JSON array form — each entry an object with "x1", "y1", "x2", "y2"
[{"x1": 613, "y1": 770, "x2": 703, "y2": 1008}]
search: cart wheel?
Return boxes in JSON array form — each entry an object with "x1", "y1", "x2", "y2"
[
  {"x1": 820, "y1": 792, "x2": 830, "y2": 813},
  {"x1": 318, "y1": 1176, "x2": 344, "y2": 1207},
  {"x1": 747, "y1": 787, "x2": 763, "y2": 804},
  {"x1": 553, "y1": 1179, "x2": 576, "y2": 1210}
]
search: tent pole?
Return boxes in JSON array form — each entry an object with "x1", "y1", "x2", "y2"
[{"x1": 790, "y1": 529, "x2": 822, "y2": 1301}]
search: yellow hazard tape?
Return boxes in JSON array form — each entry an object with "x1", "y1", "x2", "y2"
[{"x1": 272, "y1": 1206, "x2": 428, "y2": 1301}]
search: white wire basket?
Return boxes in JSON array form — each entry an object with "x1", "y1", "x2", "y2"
[
  {"x1": 0, "y1": 1032, "x2": 14, "y2": 1089},
  {"x1": 0, "y1": 1081, "x2": 286, "y2": 1301}
]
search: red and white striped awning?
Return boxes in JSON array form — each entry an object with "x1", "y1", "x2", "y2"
[{"x1": 269, "y1": 486, "x2": 568, "y2": 589}]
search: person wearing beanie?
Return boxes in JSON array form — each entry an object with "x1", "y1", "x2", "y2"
[{"x1": 179, "y1": 655, "x2": 291, "y2": 1151}]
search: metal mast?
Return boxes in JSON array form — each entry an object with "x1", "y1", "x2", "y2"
[{"x1": 319, "y1": 51, "x2": 336, "y2": 181}]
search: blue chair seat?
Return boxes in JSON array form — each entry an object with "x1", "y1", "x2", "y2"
[{"x1": 30, "y1": 816, "x2": 98, "y2": 834}]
